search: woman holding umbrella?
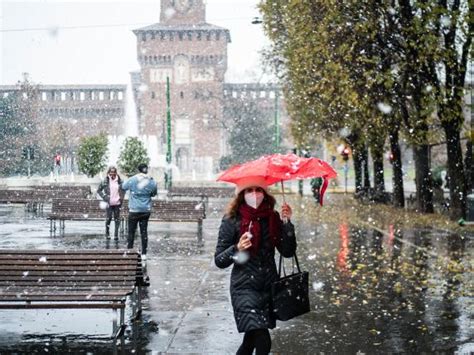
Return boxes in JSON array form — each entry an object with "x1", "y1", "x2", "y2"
[{"x1": 214, "y1": 176, "x2": 296, "y2": 355}]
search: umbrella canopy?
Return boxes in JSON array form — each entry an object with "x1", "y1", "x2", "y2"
[{"x1": 217, "y1": 153, "x2": 337, "y2": 205}]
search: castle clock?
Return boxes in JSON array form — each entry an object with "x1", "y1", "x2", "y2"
[{"x1": 173, "y1": 0, "x2": 193, "y2": 13}]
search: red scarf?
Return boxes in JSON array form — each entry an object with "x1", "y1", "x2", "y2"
[{"x1": 239, "y1": 202, "x2": 282, "y2": 256}]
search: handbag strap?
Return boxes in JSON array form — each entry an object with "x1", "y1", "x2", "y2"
[{"x1": 278, "y1": 252, "x2": 302, "y2": 277}]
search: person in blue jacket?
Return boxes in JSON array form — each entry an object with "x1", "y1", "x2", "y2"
[{"x1": 122, "y1": 163, "x2": 157, "y2": 259}]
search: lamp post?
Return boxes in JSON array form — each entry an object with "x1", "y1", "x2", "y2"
[
  {"x1": 274, "y1": 90, "x2": 280, "y2": 152},
  {"x1": 22, "y1": 146, "x2": 34, "y2": 178},
  {"x1": 165, "y1": 76, "x2": 172, "y2": 189},
  {"x1": 250, "y1": 17, "x2": 279, "y2": 152},
  {"x1": 341, "y1": 147, "x2": 350, "y2": 193}
]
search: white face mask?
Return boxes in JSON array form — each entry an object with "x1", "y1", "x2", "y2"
[{"x1": 244, "y1": 191, "x2": 264, "y2": 209}]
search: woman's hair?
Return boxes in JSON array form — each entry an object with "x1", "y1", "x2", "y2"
[
  {"x1": 107, "y1": 166, "x2": 117, "y2": 175},
  {"x1": 225, "y1": 188, "x2": 276, "y2": 217}
]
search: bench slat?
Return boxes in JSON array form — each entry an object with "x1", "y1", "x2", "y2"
[
  {"x1": 0, "y1": 292, "x2": 133, "y2": 300},
  {"x1": 0, "y1": 265, "x2": 137, "y2": 271},
  {"x1": 0, "y1": 282, "x2": 133, "y2": 294},
  {"x1": 0, "y1": 282, "x2": 136, "y2": 287},
  {"x1": 0, "y1": 262, "x2": 138, "y2": 268},
  {"x1": 0, "y1": 254, "x2": 138, "y2": 260},
  {"x1": 0, "y1": 269, "x2": 139, "y2": 279},
  {"x1": 0, "y1": 249, "x2": 139, "y2": 255},
  {"x1": 0, "y1": 303, "x2": 125, "y2": 309}
]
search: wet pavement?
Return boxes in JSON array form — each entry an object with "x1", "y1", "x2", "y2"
[{"x1": 0, "y1": 193, "x2": 472, "y2": 354}]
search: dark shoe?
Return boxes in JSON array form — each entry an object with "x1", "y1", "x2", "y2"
[{"x1": 114, "y1": 236, "x2": 119, "y2": 241}]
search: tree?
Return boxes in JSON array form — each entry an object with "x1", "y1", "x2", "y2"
[
  {"x1": 431, "y1": 0, "x2": 472, "y2": 219},
  {"x1": 77, "y1": 134, "x2": 109, "y2": 178},
  {"x1": 118, "y1": 137, "x2": 149, "y2": 176},
  {"x1": 260, "y1": 1, "x2": 389, "y2": 200},
  {"x1": 0, "y1": 77, "x2": 40, "y2": 176},
  {"x1": 260, "y1": 0, "x2": 473, "y2": 215},
  {"x1": 225, "y1": 99, "x2": 275, "y2": 164},
  {"x1": 0, "y1": 96, "x2": 23, "y2": 176}
]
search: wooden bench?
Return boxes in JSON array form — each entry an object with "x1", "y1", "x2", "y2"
[
  {"x1": 0, "y1": 249, "x2": 148, "y2": 338},
  {"x1": 168, "y1": 186, "x2": 234, "y2": 200},
  {"x1": 0, "y1": 185, "x2": 91, "y2": 213},
  {"x1": 132, "y1": 199, "x2": 206, "y2": 241},
  {"x1": 48, "y1": 199, "x2": 206, "y2": 240},
  {"x1": 29, "y1": 184, "x2": 92, "y2": 197},
  {"x1": 48, "y1": 198, "x2": 106, "y2": 233},
  {"x1": 167, "y1": 186, "x2": 234, "y2": 211}
]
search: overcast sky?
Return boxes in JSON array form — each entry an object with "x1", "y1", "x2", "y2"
[{"x1": 0, "y1": 0, "x2": 270, "y2": 85}]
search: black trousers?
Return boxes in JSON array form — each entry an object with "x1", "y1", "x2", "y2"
[
  {"x1": 236, "y1": 329, "x2": 271, "y2": 355},
  {"x1": 105, "y1": 205, "x2": 121, "y2": 237},
  {"x1": 127, "y1": 212, "x2": 151, "y2": 255}
]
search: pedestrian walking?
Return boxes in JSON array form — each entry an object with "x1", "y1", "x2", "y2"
[
  {"x1": 97, "y1": 166, "x2": 124, "y2": 240},
  {"x1": 121, "y1": 163, "x2": 157, "y2": 260},
  {"x1": 310, "y1": 177, "x2": 323, "y2": 204},
  {"x1": 53, "y1": 152, "x2": 61, "y2": 180},
  {"x1": 214, "y1": 176, "x2": 297, "y2": 355}
]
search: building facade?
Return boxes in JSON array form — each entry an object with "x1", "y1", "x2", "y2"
[
  {"x1": 133, "y1": 0, "x2": 231, "y2": 174},
  {"x1": 0, "y1": 0, "x2": 290, "y2": 178}
]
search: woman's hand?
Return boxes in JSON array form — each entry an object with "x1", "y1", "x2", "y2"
[
  {"x1": 236, "y1": 232, "x2": 252, "y2": 251},
  {"x1": 281, "y1": 203, "x2": 292, "y2": 221}
]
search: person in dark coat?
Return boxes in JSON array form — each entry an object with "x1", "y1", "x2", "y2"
[
  {"x1": 214, "y1": 176, "x2": 296, "y2": 355},
  {"x1": 97, "y1": 166, "x2": 124, "y2": 240},
  {"x1": 310, "y1": 177, "x2": 323, "y2": 204}
]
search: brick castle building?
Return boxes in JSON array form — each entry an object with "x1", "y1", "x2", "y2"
[{"x1": 0, "y1": 0, "x2": 289, "y2": 178}]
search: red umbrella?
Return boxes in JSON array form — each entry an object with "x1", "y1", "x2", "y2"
[{"x1": 217, "y1": 153, "x2": 337, "y2": 205}]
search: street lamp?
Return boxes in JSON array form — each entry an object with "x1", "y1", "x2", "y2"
[
  {"x1": 22, "y1": 146, "x2": 34, "y2": 178},
  {"x1": 250, "y1": 16, "x2": 279, "y2": 152},
  {"x1": 341, "y1": 146, "x2": 350, "y2": 193},
  {"x1": 165, "y1": 76, "x2": 172, "y2": 189},
  {"x1": 274, "y1": 90, "x2": 280, "y2": 152}
]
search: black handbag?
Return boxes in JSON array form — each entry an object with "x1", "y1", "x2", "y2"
[{"x1": 271, "y1": 253, "x2": 310, "y2": 321}]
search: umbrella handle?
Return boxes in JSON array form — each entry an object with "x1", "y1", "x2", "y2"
[
  {"x1": 280, "y1": 180, "x2": 286, "y2": 203},
  {"x1": 280, "y1": 180, "x2": 288, "y2": 224}
]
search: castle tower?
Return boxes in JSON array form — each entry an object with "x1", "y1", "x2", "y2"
[{"x1": 133, "y1": 0, "x2": 231, "y2": 175}]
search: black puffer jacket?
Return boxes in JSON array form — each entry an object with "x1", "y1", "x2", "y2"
[
  {"x1": 215, "y1": 214, "x2": 296, "y2": 332},
  {"x1": 97, "y1": 175, "x2": 124, "y2": 205}
]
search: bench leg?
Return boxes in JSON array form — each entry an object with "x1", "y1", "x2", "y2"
[
  {"x1": 130, "y1": 286, "x2": 142, "y2": 321},
  {"x1": 50, "y1": 219, "x2": 57, "y2": 235},
  {"x1": 119, "y1": 306, "x2": 126, "y2": 335},
  {"x1": 136, "y1": 286, "x2": 142, "y2": 319},
  {"x1": 204, "y1": 196, "x2": 209, "y2": 211},
  {"x1": 130, "y1": 288, "x2": 137, "y2": 319},
  {"x1": 112, "y1": 309, "x2": 118, "y2": 336},
  {"x1": 112, "y1": 304, "x2": 126, "y2": 339},
  {"x1": 197, "y1": 220, "x2": 203, "y2": 243}
]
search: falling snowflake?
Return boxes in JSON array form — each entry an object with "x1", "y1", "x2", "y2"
[{"x1": 376, "y1": 102, "x2": 392, "y2": 114}]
